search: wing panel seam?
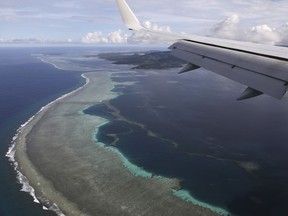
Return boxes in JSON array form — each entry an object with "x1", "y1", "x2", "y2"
[
  {"x1": 173, "y1": 47, "x2": 286, "y2": 83},
  {"x1": 183, "y1": 39, "x2": 288, "y2": 62}
]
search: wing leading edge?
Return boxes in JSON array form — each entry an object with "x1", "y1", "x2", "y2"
[{"x1": 115, "y1": 0, "x2": 288, "y2": 100}]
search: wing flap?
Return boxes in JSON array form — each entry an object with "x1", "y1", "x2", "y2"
[
  {"x1": 116, "y1": 0, "x2": 288, "y2": 99},
  {"x1": 170, "y1": 42, "x2": 288, "y2": 99},
  {"x1": 171, "y1": 40, "x2": 288, "y2": 82}
]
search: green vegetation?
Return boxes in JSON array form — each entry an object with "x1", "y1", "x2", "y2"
[{"x1": 97, "y1": 51, "x2": 185, "y2": 69}]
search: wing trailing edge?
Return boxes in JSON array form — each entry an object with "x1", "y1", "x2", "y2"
[
  {"x1": 169, "y1": 40, "x2": 288, "y2": 99},
  {"x1": 116, "y1": 0, "x2": 288, "y2": 100}
]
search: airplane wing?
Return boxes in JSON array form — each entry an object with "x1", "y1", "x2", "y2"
[{"x1": 115, "y1": 0, "x2": 288, "y2": 100}]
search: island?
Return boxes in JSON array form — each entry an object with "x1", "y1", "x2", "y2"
[
  {"x1": 12, "y1": 51, "x2": 227, "y2": 216},
  {"x1": 96, "y1": 51, "x2": 186, "y2": 69}
]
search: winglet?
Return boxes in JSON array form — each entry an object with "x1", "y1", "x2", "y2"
[{"x1": 115, "y1": 0, "x2": 143, "y2": 30}]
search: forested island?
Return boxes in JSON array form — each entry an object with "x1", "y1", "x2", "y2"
[{"x1": 97, "y1": 51, "x2": 185, "y2": 69}]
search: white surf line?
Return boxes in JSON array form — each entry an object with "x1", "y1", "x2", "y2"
[{"x1": 6, "y1": 73, "x2": 90, "y2": 216}]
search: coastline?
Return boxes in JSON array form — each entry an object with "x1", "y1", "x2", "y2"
[
  {"x1": 3, "y1": 46, "x2": 288, "y2": 216},
  {"x1": 8, "y1": 63, "x2": 227, "y2": 215},
  {"x1": 6, "y1": 73, "x2": 91, "y2": 216}
]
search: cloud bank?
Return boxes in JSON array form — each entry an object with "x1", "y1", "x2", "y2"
[
  {"x1": 1, "y1": 15, "x2": 287, "y2": 46},
  {"x1": 208, "y1": 15, "x2": 288, "y2": 45},
  {"x1": 81, "y1": 21, "x2": 174, "y2": 44},
  {"x1": 81, "y1": 29, "x2": 128, "y2": 44},
  {"x1": 128, "y1": 21, "x2": 175, "y2": 44},
  {"x1": 80, "y1": 18, "x2": 288, "y2": 46},
  {"x1": 1, "y1": 0, "x2": 288, "y2": 44}
]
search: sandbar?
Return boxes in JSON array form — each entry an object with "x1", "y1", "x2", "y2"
[{"x1": 14, "y1": 71, "x2": 221, "y2": 216}]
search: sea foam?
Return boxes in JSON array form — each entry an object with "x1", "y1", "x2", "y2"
[{"x1": 5, "y1": 71, "x2": 90, "y2": 216}]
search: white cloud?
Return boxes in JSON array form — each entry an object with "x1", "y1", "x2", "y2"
[
  {"x1": 276, "y1": 23, "x2": 288, "y2": 45},
  {"x1": 81, "y1": 32, "x2": 108, "y2": 43},
  {"x1": 142, "y1": 21, "x2": 172, "y2": 32},
  {"x1": 81, "y1": 29, "x2": 128, "y2": 44},
  {"x1": 248, "y1": 24, "x2": 280, "y2": 45},
  {"x1": 81, "y1": 22, "x2": 175, "y2": 44},
  {"x1": 81, "y1": 17, "x2": 288, "y2": 46},
  {"x1": 208, "y1": 14, "x2": 240, "y2": 40},
  {"x1": 208, "y1": 15, "x2": 288, "y2": 45},
  {"x1": 1, "y1": 0, "x2": 288, "y2": 44},
  {"x1": 128, "y1": 21, "x2": 176, "y2": 44}
]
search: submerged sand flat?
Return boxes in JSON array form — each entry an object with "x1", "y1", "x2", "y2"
[{"x1": 15, "y1": 71, "x2": 220, "y2": 216}]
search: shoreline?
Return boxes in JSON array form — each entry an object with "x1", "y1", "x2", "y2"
[
  {"x1": 6, "y1": 73, "x2": 91, "y2": 216},
  {"x1": 7, "y1": 57, "x2": 228, "y2": 215}
]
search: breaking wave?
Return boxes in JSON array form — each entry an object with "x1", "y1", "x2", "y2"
[{"x1": 5, "y1": 73, "x2": 89, "y2": 216}]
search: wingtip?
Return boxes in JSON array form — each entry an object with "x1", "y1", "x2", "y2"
[{"x1": 115, "y1": 0, "x2": 143, "y2": 31}]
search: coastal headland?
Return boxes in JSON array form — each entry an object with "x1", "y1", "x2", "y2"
[{"x1": 13, "y1": 64, "x2": 222, "y2": 215}]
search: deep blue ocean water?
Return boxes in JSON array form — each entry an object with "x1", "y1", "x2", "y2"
[
  {"x1": 84, "y1": 69, "x2": 288, "y2": 216},
  {"x1": 0, "y1": 46, "x2": 86, "y2": 216},
  {"x1": 2, "y1": 45, "x2": 288, "y2": 216}
]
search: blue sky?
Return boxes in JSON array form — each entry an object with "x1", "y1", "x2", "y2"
[{"x1": 0, "y1": 0, "x2": 287, "y2": 44}]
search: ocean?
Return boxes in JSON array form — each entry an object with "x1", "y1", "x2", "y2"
[
  {"x1": 84, "y1": 66, "x2": 288, "y2": 215},
  {"x1": 0, "y1": 46, "x2": 85, "y2": 216},
  {"x1": 1, "y1": 46, "x2": 288, "y2": 216}
]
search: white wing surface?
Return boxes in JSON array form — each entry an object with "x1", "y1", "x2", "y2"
[{"x1": 115, "y1": 0, "x2": 288, "y2": 100}]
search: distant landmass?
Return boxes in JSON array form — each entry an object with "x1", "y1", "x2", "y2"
[
  {"x1": 97, "y1": 51, "x2": 185, "y2": 69},
  {"x1": 7, "y1": 47, "x2": 288, "y2": 216}
]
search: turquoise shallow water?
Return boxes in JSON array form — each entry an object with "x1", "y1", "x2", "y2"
[
  {"x1": 84, "y1": 68, "x2": 288, "y2": 216},
  {"x1": 0, "y1": 45, "x2": 168, "y2": 216},
  {"x1": 3, "y1": 46, "x2": 288, "y2": 216}
]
